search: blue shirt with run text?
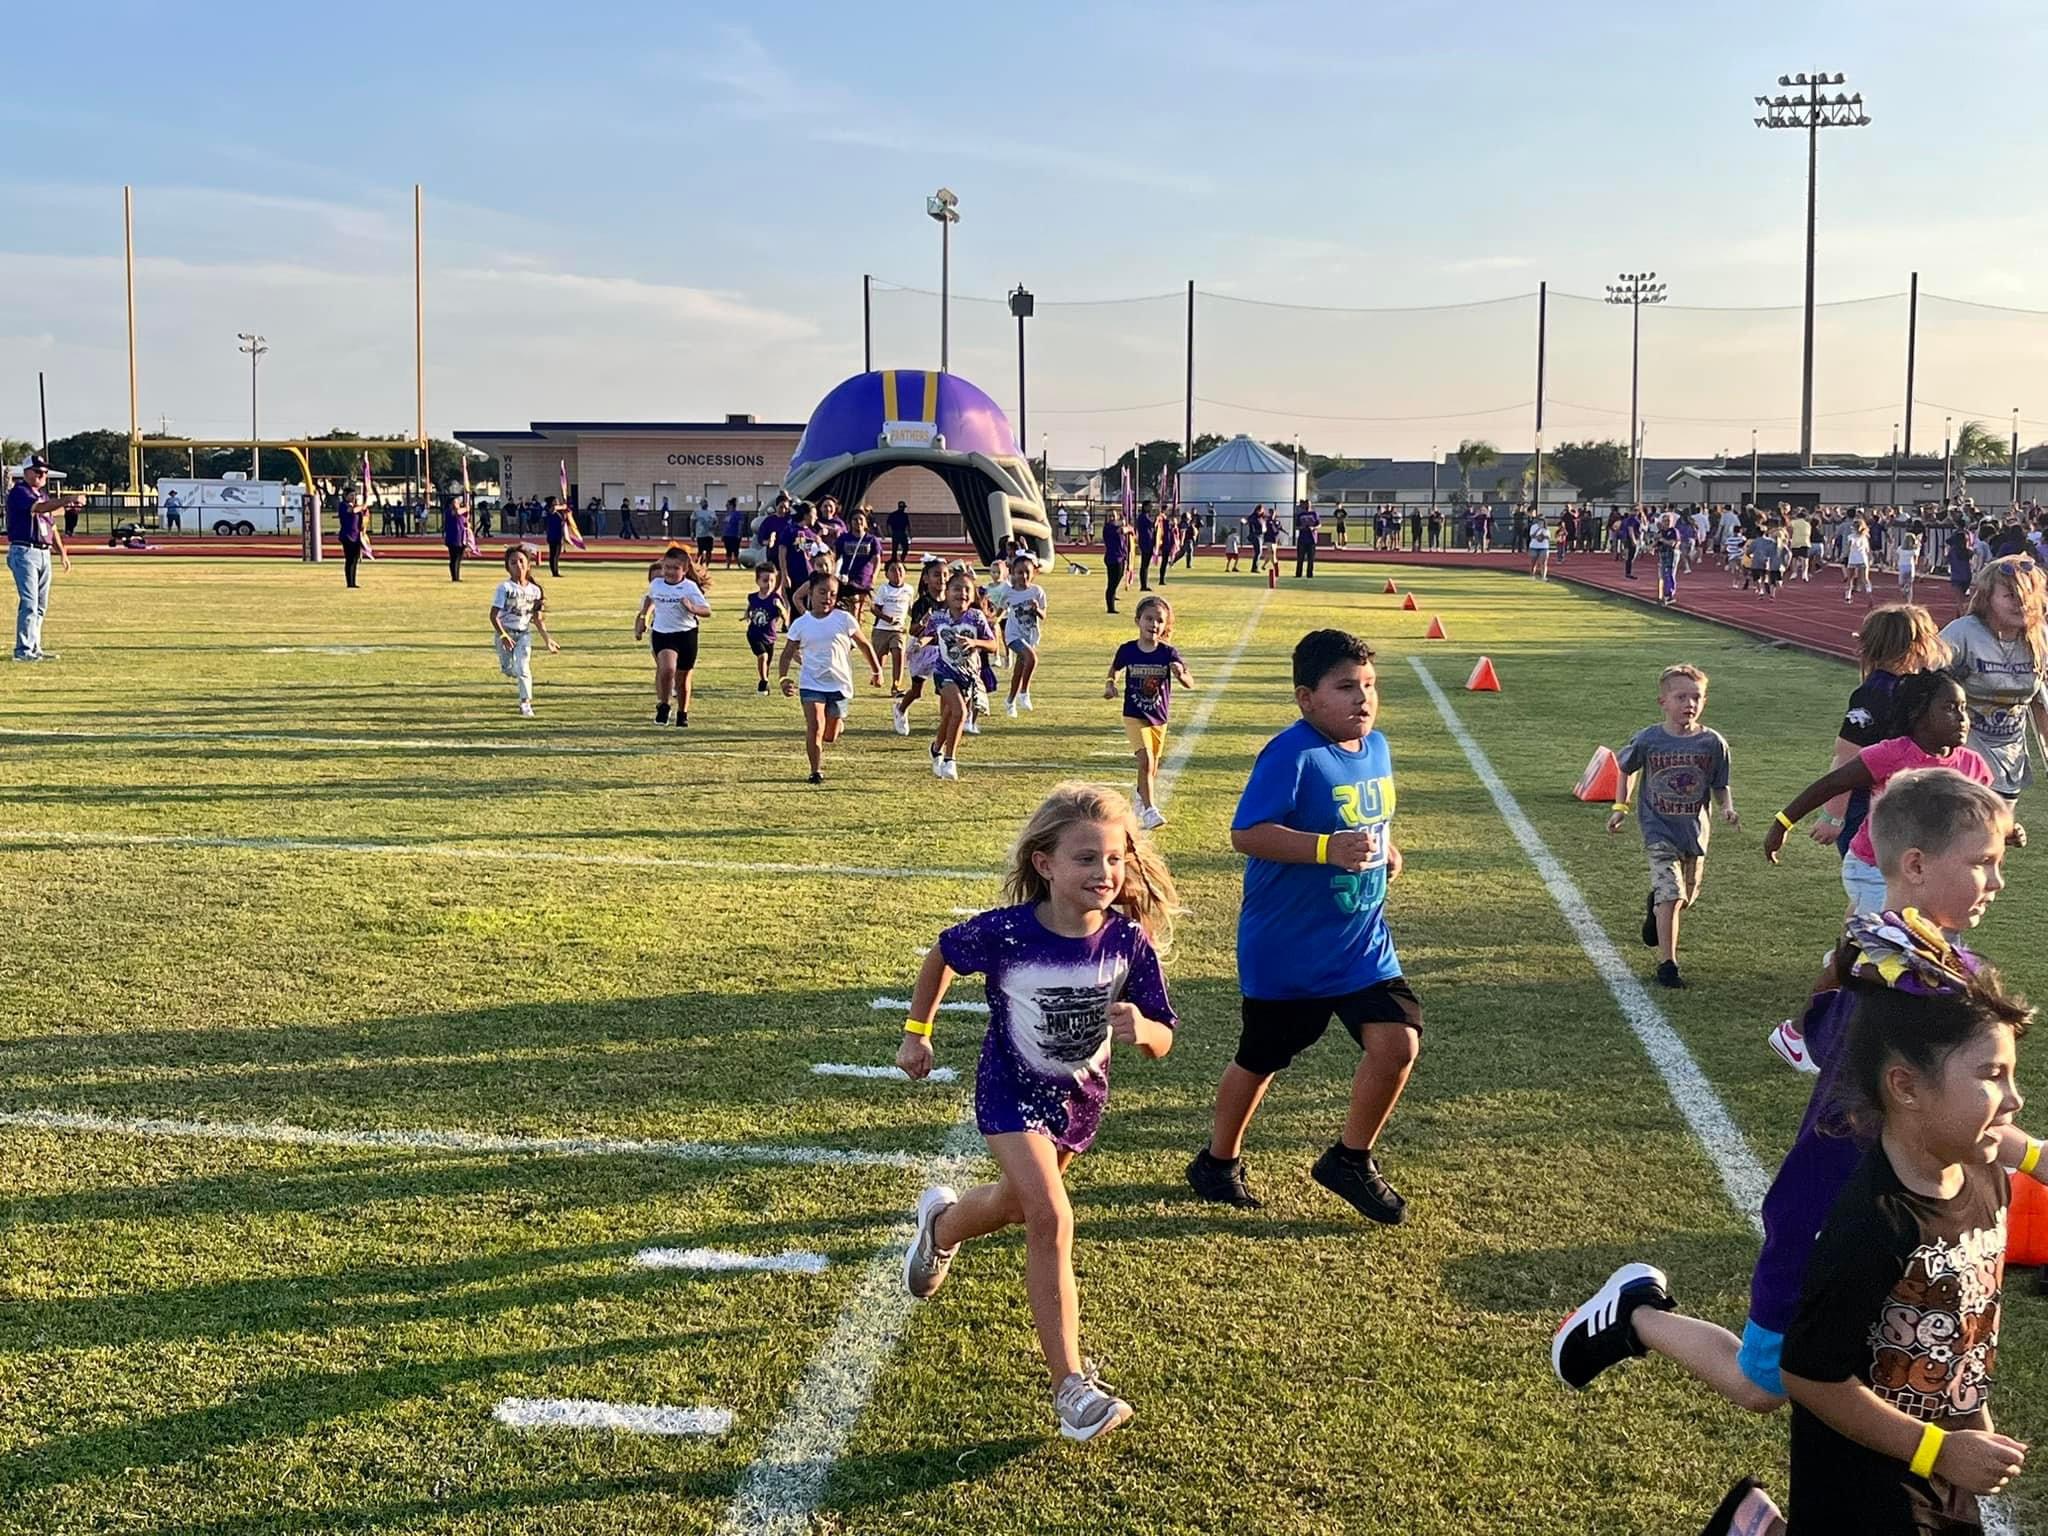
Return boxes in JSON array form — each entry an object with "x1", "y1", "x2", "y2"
[{"x1": 1232, "y1": 720, "x2": 1400, "y2": 999}]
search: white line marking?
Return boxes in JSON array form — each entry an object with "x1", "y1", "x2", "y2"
[
  {"x1": 0, "y1": 1107, "x2": 953, "y2": 1171},
  {"x1": 633, "y1": 1248, "x2": 831, "y2": 1275},
  {"x1": 721, "y1": 597, "x2": 1270, "y2": 1536},
  {"x1": 492, "y1": 1398, "x2": 731, "y2": 1436},
  {"x1": 0, "y1": 725, "x2": 634, "y2": 755},
  {"x1": 1409, "y1": 656, "x2": 1771, "y2": 1218},
  {"x1": 811, "y1": 1063, "x2": 960, "y2": 1085},
  {"x1": 946, "y1": 906, "x2": 980, "y2": 915},
  {"x1": 4, "y1": 831, "x2": 989, "y2": 883},
  {"x1": 868, "y1": 996, "x2": 988, "y2": 1016},
  {"x1": 715, "y1": 1119, "x2": 983, "y2": 1536},
  {"x1": 1155, "y1": 590, "x2": 1272, "y2": 804}
]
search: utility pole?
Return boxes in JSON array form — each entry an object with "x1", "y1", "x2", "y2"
[
  {"x1": 926, "y1": 189, "x2": 959, "y2": 372},
  {"x1": 1605, "y1": 273, "x2": 1666, "y2": 505},
  {"x1": 236, "y1": 332, "x2": 267, "y2": 477}
]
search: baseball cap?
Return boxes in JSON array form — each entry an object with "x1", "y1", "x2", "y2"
[{"x1": 21, "y1": 454, "x2": 50, "y2": 472}]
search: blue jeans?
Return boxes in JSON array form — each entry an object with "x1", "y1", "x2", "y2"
[{"x1": 9, "y1": 544, "x2": 50, "y2": 657}]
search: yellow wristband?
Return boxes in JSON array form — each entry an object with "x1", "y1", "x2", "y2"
[
  {"x1": 2021, "y1": 1139, "x2": 2043, "y2": 1176},
  {"x1": 1775, "y1": 811, "x2": 1797, "y2": 832},
  {"x1": 1909, "y1": 1422, "x2": 1946, "y2": 1479},
  {"x1": 902, "y1": 1017, "x2": 933, "y2": 1039},
  {"x1": 1315, "y1": 833, "x2": 1331, "y2": 865}
]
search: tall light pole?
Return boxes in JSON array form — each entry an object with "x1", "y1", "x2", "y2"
[
  {"x1": 1605, "y1": 272, "x2": 1666, "y2": 506},
  {"x1": 926, "y1": 188, "x2": 959, "y2": 372},
  {"x1": 1009, "y1": 284, "x2": 1034, "y2": 445},
  {"x1": 236, "y1": 331, "x2": 268, "y2": 477},
  {"x1": 1754, "y1": 71, "x2": 1870, "y2": 467}
]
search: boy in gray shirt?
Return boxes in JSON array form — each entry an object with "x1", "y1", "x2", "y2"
[{"x1": 1608, "y1": 663, "x2": 1739, "y2": 988}]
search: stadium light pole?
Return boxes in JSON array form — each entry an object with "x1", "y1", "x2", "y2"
[
  {"x1": 926, "y1": 188, "x2": 959, "y2": 372},
  {"x1": 2013, "y1": 407, "x2": 2022, "y2": 508},
  {"x1": 1890, "y1": 422, "x2": 1900, "y2": 509},
  {"x1": 1754, "y1": 72, "x2": 1870, "y2": 467},
  {"x1": 1943, "y1": 416, "x2": 1953, "y2": 505},
  {"x1": 1750, "y1": 427, "x2": 1759, "y2": 510},
  {"x1": 1605, "y1": 273, "x2": 1666, "y2": 506},
  {"x1": 236, "y1": 332, "x2": 268, "y2": 478},
  {"x1": 1009, "y1": 284, "x2": 1034, "y2": 446}
]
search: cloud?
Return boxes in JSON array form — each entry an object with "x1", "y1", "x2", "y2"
[
  {"x1": 441, "y1": 267, "x2": 820, "y2": 340},
  {"x1": 1442, "y1": 255, "x2": 1535, "y2": 274}
]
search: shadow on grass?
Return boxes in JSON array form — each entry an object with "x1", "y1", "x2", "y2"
[
  {"x1": 1439, "y1": 1229, "x2": 1762, "y2": 1320},
  {"x1": 810, "y1": 1435, "x2": 1044, "y2": 1513},
  {"x1": 172, "y1": 1471, "x2": 686, "y2": 1536}
]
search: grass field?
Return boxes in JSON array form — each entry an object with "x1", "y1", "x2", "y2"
[{"x1": 1, "y1": 554, "x2": 2042, "y2": 1535}]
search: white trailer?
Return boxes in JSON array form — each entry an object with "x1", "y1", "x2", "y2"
[{"x1": 157, "y1": 475, "x2": 306, "y2": 535}]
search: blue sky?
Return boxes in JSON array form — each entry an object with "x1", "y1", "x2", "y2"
[{"x1": 9, "y1": 0, "x2": 2048, "y2": 462}]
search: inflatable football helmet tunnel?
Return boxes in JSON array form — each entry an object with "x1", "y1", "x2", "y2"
[{"x1": 783, "y1": 370, "x2": 1054, "y2": 567}]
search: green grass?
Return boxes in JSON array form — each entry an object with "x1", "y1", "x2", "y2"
[{"x1": 0, "y1": 556, "x2": 2041, "y2": 1534}]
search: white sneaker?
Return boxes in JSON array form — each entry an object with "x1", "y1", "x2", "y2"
[
  {"x1": 893, "y1": 701, "x2": 911, "y2": 736},
  {"x1": 932, "y1": 752, "x2": 947, "y2": 779},
  {"x1": 903, "y1": 1186, "x2": 960, "y2": 1299},
  {"x1": 518, "y1": 701, "x2": 534, "y2": 717},
  {"x1": 939, "y1": 758, "x2": 959, "y2": 780},
  {"x1": 963, "y1": 715, "x2": 981, "y2": 735},
  {"x1": 1006, "y1": 700, "x2": 1019, "y2": 718},
  {"x1": 1137, "y1": 805, "x2": 1166, "y2": 831},
  {"x1": 1054, "y1": 1368, "x2": 1133, "y2": 1443},
  {"x1": 1768, "y1": 1020, "x2": 1820, "y2": 1076},
  {"x1": 1020, "y1": 691, "x2": 1033, "y2": 712}
]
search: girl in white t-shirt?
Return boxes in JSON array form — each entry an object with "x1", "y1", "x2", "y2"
[
  {"x1": 869, "y1": 555, "x2": 915, "y2": 696},
  {"x1": 634, "y1": 545, "x2": 713, "y2": 727},
  {"x1": 994, "y1": 553, "x2": 1049, "y2": 717},
  {"x1": 490, "y1": 546, "x2": 558, "y2": 717},
  {"x1": 1841, "y1": 518, "x2": 1873, "y2": 602},
  {"x1": 1895, "y1": 528, "x2": 1921, "y2": 604},
  {"x1": 777, "y1": 572, "x2": 883, "y2": 784},
  {"x1": 1528, "y1": 518, "x2": 1551, "y2": 582}
]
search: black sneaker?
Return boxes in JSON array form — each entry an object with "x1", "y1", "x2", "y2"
[
  {"x1": 1641, "y1": 892, "x2": 1658, "y2": 948},
  {"x1": 1656, "y1": 960, "x2": 1686, "y2": 989},
  {"x1": 655, "y1": 706, "x2": 670, "y2": 725},
  {"x1": 1310, "y1": 1142, "x2": 1406, "y2": 1225},
  {"x1": 1184, "y1": 1148, "x2": 1262, "y2": 1209},
  {"x1": 757, "y1": 679, "x2": 769, "y2": 694},
  {"x1": 808, "y1": 770, "x2": 824, "y2": 785},
  {"x1": 675, "y1": 712, "x2": 688, "y2": 728},
  {"x1": 1550, "y1": 1261, "x2": 1674, "y2": 1390}
]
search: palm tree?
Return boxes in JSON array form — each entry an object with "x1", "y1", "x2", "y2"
[
  {"x1": 1953, "y1": 420, "x2": 2010, "y2": 467},
  {"x1": 1455, "y1": 439, "x2": 1498, "y2": 497}
]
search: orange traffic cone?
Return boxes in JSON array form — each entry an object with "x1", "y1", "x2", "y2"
[
  {"x1": 1424, "y1": 615, "x2": 1448, "y2": 640},
  {"x1": 1466, "y1": 657, "x2": 1500, "y2": 692},
  {"x1": 1400, "y1": 593, "x2": 1418, "y2": 611},
  {"x1": 1573, "y1": 746, "x2": 1623, "y2": 803},
  {"x1": 1383, "y1": 577, "x2": 1399, "y2": 594},
  {"x1": 2013, "y1": 1170, "x2": 2048, "y2": 1266}
]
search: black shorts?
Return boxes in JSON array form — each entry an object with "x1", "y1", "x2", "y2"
[
  {"x1": 748, "y1": 633, "x2": 778, "y2": 658},
  {"x1": 1235, "y1": 978, "x2": 1422, "y2": 1075},
  {"x1": 697, "y1": 536, "x2": 714, "y2": 559},
  {"x1": 651, "y1": 629, "x2": 699, "y2": 668}
]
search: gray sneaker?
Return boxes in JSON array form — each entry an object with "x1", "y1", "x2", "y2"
[
  {"x1": 903, "y1": 1185, "x2": 959, "y2": 1299},
  {"x1": 1054, "y1": 1366, "x2": 1133, "y2": 1443}
]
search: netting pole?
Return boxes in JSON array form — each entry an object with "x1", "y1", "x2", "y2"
[
  {"x1": 414, "y1": 184, "x2": 429, "y2": 491},
  {"x1": 863, "y1": 274, "x2": 872, "y2": 373},
  {"x1": 124, "y1": 185, "x2": 140, "y2": 505},
  {"x1": 1534, "y1": 281, "x2": 1547, "y2": 515},
  {"x1": 1184, "y1": 279, "x2": 1195, "y2": 461},
  {"x1": 2013, "y1": 410, "x2": 2021, "y2": 508},
  {"x1": 1800, "y1": 108, "x2": 1818, "y2": 465},
  {"x1": 1903, "y1": 271, "x2": 1918, "y2": 456}
]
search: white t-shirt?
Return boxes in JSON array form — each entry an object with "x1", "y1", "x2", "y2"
[
  {"x1": 1529, "y1": 524, "x2": 1550, "y2": 551},
  {"x1": 992, "y1": 582, "x2": 1047, "y2": 646},
  {"x1": 787, "y1": 609, "x2": 861, "y2": 695},
  {"x1": 494, "y1": 579, "x2": 543, "y2": 632},
  {"x1": 645, "y1": 577, "x2": 705, "y2": 634},
  {"x1": 1845, "y1": 532, "x2": 1871, "y2": 566},
  {"x1": 871, "y1": 581, "x2": 914, "y2": 632}
]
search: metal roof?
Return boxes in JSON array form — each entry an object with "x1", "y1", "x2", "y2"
[
  {"x1": 1181, "y1": 435, "x2": 1297, "y2": 475},
  {"x1": 1668, "y1": 463, "x2": 2041, "y2": 483},
  {"x1": 455, "y1": 420, "x2": 806, "y2": 444}
]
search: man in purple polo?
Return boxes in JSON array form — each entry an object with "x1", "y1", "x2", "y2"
[{"x1": 8, "y1": 455, "x2": 77, "y2": 662}]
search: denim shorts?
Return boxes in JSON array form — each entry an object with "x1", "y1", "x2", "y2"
[
  {"x1": 799, "y1": 687, "x2": 848, "y2": 719},
  {"x1": 1839, "y1": 851, "x2": 1888, "y2": 915}
]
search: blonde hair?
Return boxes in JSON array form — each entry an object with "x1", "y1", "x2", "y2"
[
  {"x1": 1867, "y1": 768, "x2": 2011, "y2": 877},
  {"x1": 1967, "y1": 555, "x2": 2048, "y2": 676},
  {"x1": 1002, "y1": 781, "x2": 1179, "y2": 953},
  {"x1": 1856, "y1": 603, "x2": 1947, "y2": 679},
  {"x1": 1134, "y1": 594, "x2": 1174, "y2": 638},
  {"x1": 1658, "y1": 663, "x2": 1708, "y2": 693}
]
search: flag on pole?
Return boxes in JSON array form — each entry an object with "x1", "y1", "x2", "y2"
[
  {"x1": 1120, "y1": 464, "x2": 1134, "y2": 519},
  {"x1": 559, "y1": 458, "x2": 587, "y2": 550},
  {"x1": 358, "y1": 452, "x2": 378, "y2": 561},
  {"x1": 457, "y1": 455, "x2": 480, "y2": 556}
]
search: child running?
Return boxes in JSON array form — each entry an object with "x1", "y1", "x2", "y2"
[
  {"x1": 489, "y1": 545, "x2": 558, "y2": 717},
  {"x1": 633, "y1": 545, "x2": 711, "y2": 727},
  {"x1": 1105, "y1": 596, "x2": 1193, "y2": 831},
  {"x1": 870, "y1": 555, "x2": 915, "y2": 697},
  {"x1": 1897, "y1": 526, "x2": 1921, "y2": 605},
  {"x1": 919, "y1": 564, "x2": 999, "y2": 780},
  {"x1": 898, "y1": 782, "x2": 1179, "y2": 1443},
  {"x1": 744, "y1": 564, "x2": 785, "y2": 695},
  {"x1": 1609, "y1": 663, "x2": 1738, "y2": 989},
  {"x1": 777, "y1": 571, "x2": 882, "y2": 784},
  {"x1": 1844, "y1": 516, "x2": 1875, "y2": 601},
  {"x1": 1186, "y1": 629, "x2": 1421, "y2": 1222},
  {"x1": 891, "y1": 556, "x2": 951, "y2": 736},
  {"x1": 994, "y1": 552, "x2": 1049, "y2": 717}
]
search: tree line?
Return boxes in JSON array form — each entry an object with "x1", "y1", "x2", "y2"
[{"x1": 2, "y1": 430, "x2": 497, "y2": 492}]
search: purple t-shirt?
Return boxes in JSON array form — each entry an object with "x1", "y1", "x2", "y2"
[
  {"x1": 1296, "y1": 508, "x2": 1320, "y2": 543},
  {"x1": 1113, "y1": 639, "x2": 1182, "y2": 726},
  {"x1": 1105, "y1": 522, "x2": 1128, "y2": 562},
  {"x1": 745, "y1": 590, "x2": 784, "y2": 644},
  {"x1": 337, "y1": 504, "x2": 364, "y2": 542},
  {"x1": 835, "y1": 532, "x2": 880, "y2": 590},
  {"x1": 940, "y1": 903, "x2": 1176, "y2": 1153},
  {"x1": 7, "y1": 482, "x2": 44, "y2": 546},
  {"x1": 1136, "y1": 511, "x2": 1156, "y2": 550}
]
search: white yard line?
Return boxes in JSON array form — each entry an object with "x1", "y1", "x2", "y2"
[
  {"x1": 718, "y1": 591, "x2": 1274, "y2": 1536},
  {"x1": 633, "y1": 1248, "x2": 831, "y2": 1275},
  {"x1": 492, "y1": 1398, "x2": 731, "y2": 1436},
  {"x1": 1407, "y1": 660, "x2": 2020, "y2": 1536},
  {"x1": 0, "y1": 725, "x2": 636, "y2": 755},
  {"x1": 5, "y1": 830, "x2": 989, "y2": 883},
  {"x1": 1154, "y1": 591, "x2": 1272, "y2": 804},
  {"x1": 0, "y1": 1107, "x2": 956, "y2": 1172},
  {"x1": 811, "y1": 1063, "x2": 960, "y2": 1085},
  {"x1": 866, "y1": 996, "x2": 989, "y2": 1016}
]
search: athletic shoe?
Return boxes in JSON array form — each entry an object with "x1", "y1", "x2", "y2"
[
  {"x1": 1310, "y1": 1141, "x2": 1407, "y2": 1225},
  {"x1": 931, "y1": 754, "x2": 946, "y2": 779},
  {"x1": 1551, "y1": 1261, "x2": 1674, "y2": 1390},
  {"x1": 757, "y1": 679, "x2": 769, "y2": 694},
  {"x1": 1137, "y1": 805, "x2": 1166, "y2": 831},
  {"x1": 893, "y1": 701, "x2": 911, "y2": 735},
  {"x1": 518, "y1": 701, "x2": 534, "y2": 717},
  {"x1": 808, "y1": 770, "x2": 824, "y2": 785},
  {"x1": 1700, "y1": 1476, "x2": 1783, "y2": 1536},
  {"x1": 655, "y1": 706, "x2": 670, "y2": 725},
  {"x1": 903, "y1": 1185, "x2": 959, "y2": 1299},
  {"x1": 1054, "y1": 1368, "x2": 1133, "y2": 1443},
  {"x1": 1641, "y1": 892, "x2": 1658, "y2": 948},
  {"x1": 676, "y1": 712, "x2": 688, "y2": 728},
  {"x1": 1006, "y1": 700, "x2": 1019, "y2": 718},
  {"x1": 28, "y1": 650, "x2": 54, "y2": 661},
  {"x1": 10, "y1": 653, "x2": 41, "y2": 664},
  {"x1": 1656, "y1": 960, "x2": 1686, "y2": 989},
  {"x1": 939, "y1": 758, "x2": 959, "y2": 780},
  {"x1": 963, "y1": 715, "x2": 981, "y2": 735},
  {"x1": 1184, "y1": 1148, "x2": 1262, "y2": 1209},
  {"x1": 1767, "y1": 1019, "x2": 1819, "y2": 1075},
  {"x1": 1020, "y1": 691, "x2": 1033, "y2": 712}
]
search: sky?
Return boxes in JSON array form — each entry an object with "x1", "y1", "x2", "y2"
[{"x1": 9, "y1": 0, "x2": 2048, "y2": 466}]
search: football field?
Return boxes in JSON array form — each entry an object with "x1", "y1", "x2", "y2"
[{"x1": 1, "y1": 555, "x2": 2040, "y2": 1534}]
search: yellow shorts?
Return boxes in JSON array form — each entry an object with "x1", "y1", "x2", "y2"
[{"x1": 1123, "y1": 717, "x2": 1167, "y2": 762}]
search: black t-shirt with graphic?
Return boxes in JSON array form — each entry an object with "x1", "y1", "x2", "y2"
[
  {"x1": 1782, "y1": 1147, "x2": 2007, "y2": 1534},
  {"x1": 1836, "y1": 668, "x2": 1906, "y2": 855}
]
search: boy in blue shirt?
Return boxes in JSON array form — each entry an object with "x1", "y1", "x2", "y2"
[{"x1": 1187, "y1": 629, "x2": 1421, "y2": 1223}]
